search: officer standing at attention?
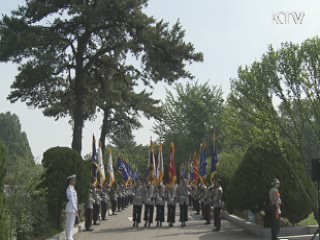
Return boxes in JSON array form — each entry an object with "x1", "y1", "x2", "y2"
[
  {"x1": 66, "y1": 174, "x2": 78, "y2": 240},
  {"x1": 132, "y1": 180, "x2": 144, "y2": 227},
  {"x1": 144, "y1": 181, "x2": 155, "y2": 227},
  {"x1": 177, "y1": 177, "x2": 190, "y2": 227},
  {"x1": 84, "y1": 189, "x2": 95, "y2": 231},
  {"x1": 212, "y1": 179, "x2": 223, "y2": 232},
  {"x1": 269, "y1": 178, "x2": 282, "y2": 240}
]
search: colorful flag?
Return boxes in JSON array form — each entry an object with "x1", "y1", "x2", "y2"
[
  {"x1": 169, "y1": 142, "x2": 176, "y2": 186},
  {"x1": 118, "y1": 157, "x2": 129, "y2": 184},
  {"x1": 107, "y1": 148, "x2": 115, "y2": 187},
  {"x1": 199, "y1": 143, "x2": 207, "y2": 181},
  {"x1": 210, "y1": 140, "x2": 219, "y2": 182},
  {"x1": 193, "y1": 150, "x2": 199, "y2": 184},
  {"x1": 96, "y1": 142, "x2": 106, "y2": 186},
  {"x1": 147, "y1": 140, "x2": 156, "y2": 183},
  {"x1": 158, "y1": 143, "x2": 164, "y2": 184},
  {"x1": 91, "y1": 135, "x2": 98, "y2": 186},
  {"x1": 189, "y1": 155, "x2": 194, "y2": 183}
]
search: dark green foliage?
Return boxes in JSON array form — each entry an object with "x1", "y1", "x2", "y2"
[
  {"x1": 0, "y1": 0, "x2": 203, "y2": 153},
  {"x1": 215, "y1": 149, "x2": 244, "y2": 202},
  {"x1": 159, "y1": 82, "x2": 224, "y2": 168},
  {"x1": 226, "y1": 140, "x2": 312, "y2": 224},
  {"x1": 42, "y1": 147, "x2": 90, "y2": 229},
  {"x1": 0, "y1": 145, "x2": 8, "y2": 240},
  {"x1": 0, "y1": 112, "x2": 33, "y2": 180}
]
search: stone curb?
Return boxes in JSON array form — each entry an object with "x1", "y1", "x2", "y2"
[
  {"x1": 222, "y1": 211, "x2": 318, "y2": 239},
  {"x1": 46, "y1": 222, "x2": 85, "y2": 240}
]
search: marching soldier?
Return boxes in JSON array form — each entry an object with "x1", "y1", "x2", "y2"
[
  {"x1": 203, "y1": 184, "x2": 212, "y2": 224},
  {"x1": 177, "y1": 177, "x2": 190, "y2": 227},
  {"x1": 117, "y1": 186, "x2": 123, "y2": 212},
  {"x1": 166, "y1": 183, "x2": 177, "y2": 227},
  {"x1": 155, "y1": 183, "x2": 166, "y2": 227},
  {"x1": 65, "y1": 174, "x2": 78, "y2": 240},
  {"x1": 110, "y1": 186, "x2": 118, "y2": 215},
  {"x1": 193, "y1": 184, "x2": 201, "y2": 215},
  {"x1": 212, "y1": 179, "x2": 223, "y2": 231},
  {"x1": 144, "y1": 181, "x2": 155, "y2": 227},
  {"x1": 132, "y1": 180, "x2": 144, "y2": 227},
  {"x1": 84, "y1": 190, "x2": 95, "y2": 231}
]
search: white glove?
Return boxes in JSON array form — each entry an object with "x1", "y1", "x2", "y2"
[{"x1": 277, "y1": 209, "x2": 281, "y2": 215}]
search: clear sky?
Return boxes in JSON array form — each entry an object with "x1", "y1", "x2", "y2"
[{"x1": 1, "y1": 0, "x2": 320, "y2": 162}]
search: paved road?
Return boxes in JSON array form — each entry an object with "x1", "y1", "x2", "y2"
[{"x1": 76, "y1": 206, "x2": 262, "y2": 240}]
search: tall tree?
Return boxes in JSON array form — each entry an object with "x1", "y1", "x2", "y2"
[
  {"x1": 229, "y1": 37, "x2": 320, "y2": 220},
  {"x1": 0, "y1": 0, "x2": 203, "y2": 154},
  {"x1": 0, "y1": 112, "x2": 34, "y2": 181},
  {"x1": 158, "y1": 82, "x2": 224, "y2": 167},
  {"x1": 0, "y1": 145, "x2": 8, "y2": 240}
]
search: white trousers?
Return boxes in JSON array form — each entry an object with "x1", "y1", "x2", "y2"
[{"x1": 66, "y1": 212, "x2": 76, "y2": 240}]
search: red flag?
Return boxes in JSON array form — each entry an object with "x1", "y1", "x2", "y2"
[{"x1": 169, "y1": 142, "x2": 176, "y2": 186}]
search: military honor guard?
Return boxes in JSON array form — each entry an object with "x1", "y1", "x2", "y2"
[
  {"x1": 65, "y1": 174, "x2": 78, "y2": 240},
  {"x1": 177, "y1": 177, "x2": 190, "y2": 227},
  {"x1": 132, "y1": 180, "x2": 144, "y2": 227},
  {"x1": 155, "y1": 183, "x2": 166, "y2": 227},
  {"x1": 84, "y1": 189, "x2": 95, "y2": 231},
  {"x1": 92, "y1": 188, "x2": 101, "y2": 225},
  {"x1": 101, "y1": 188, "x2": 110, "y2": 220},
  {"x1": 212, "y1": 179, "x2": 223, "y2": 231},
  {"x1": 144, "y1": 181, "x2": 155, "y2": 227},
  {"x1": 166, "y1": 183, "x2": 177, "y2": 227}
]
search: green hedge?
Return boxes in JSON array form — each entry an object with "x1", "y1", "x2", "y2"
[
  {"x1": 226, "y1": 140, "x2": 312, "y2": 225},
  {"x1": 42, "y1": 147, "x2": 90, "y2": 229}
]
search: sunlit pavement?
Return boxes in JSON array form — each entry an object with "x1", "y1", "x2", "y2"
[{"x1": 76, "y1": 205, "x2": 262, "y2": 240}]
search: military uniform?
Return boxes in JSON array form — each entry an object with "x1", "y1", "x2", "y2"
[
  {"x1": 203, "y1": 186, "x2": 213, "y2": 224},
  {"x1": 85, "y1": 193, "x2": 95, "y2": 231},
  {"x1": 144, "y1": 184, "x2": 155, "y2": 227},
  {"x1": 110, "y1": 188, "x2": 118, "y2": 215},
  {"x1": 101, "y1": 191, "x2": 109, "y2": 220},
  {"x1": 155, "y1": 185, "x2": 166, "y2": 226},
  {"x1": 193, "y1": 186, "x2": 201, "y2": 214},
  {"x1": 177, "y1": 179, "x2": 190, "y2": 227},
  {"x1": 93, "y1": 191, "x2": 101, "y2": 225},
  {"x1": 269, "y1": 179, "x2": 281, "y2": 240},
  {"x1": 212, "y1": 180, "x2": 223, "y2": 231},
  {"x1": 132, "y1": 183, "x2": 144, "y2": 227},
  {"x1": 65, "y1": 175, "x2": 78, "y2": 240},
  {"x1": 166, "y1": 184, "x2": 177, "y2": 227}
]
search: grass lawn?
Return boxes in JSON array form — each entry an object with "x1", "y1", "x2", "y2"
[{"x1": 298, "y1": 213, "x2": 318, "y2": 226}]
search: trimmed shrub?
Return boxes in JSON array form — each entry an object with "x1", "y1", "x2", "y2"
[
  {"x1": 42, "y1": 147, "x2": 90, "y2": 229},
  {"x1": 226, "y1": 140, "x2": 312, "y2": 225}
]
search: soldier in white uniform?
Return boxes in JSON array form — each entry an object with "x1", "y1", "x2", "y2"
[
  {"x1": 132, "y1": 180, "x2": 144, "y2": 227},
  {"x1": 65, "y1": 174, "x2": 78, "y2": 240}
]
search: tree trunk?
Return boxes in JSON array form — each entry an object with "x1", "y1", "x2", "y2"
[{"x1": 72, "y1": 113, "x2": 84, "y2": 154}]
